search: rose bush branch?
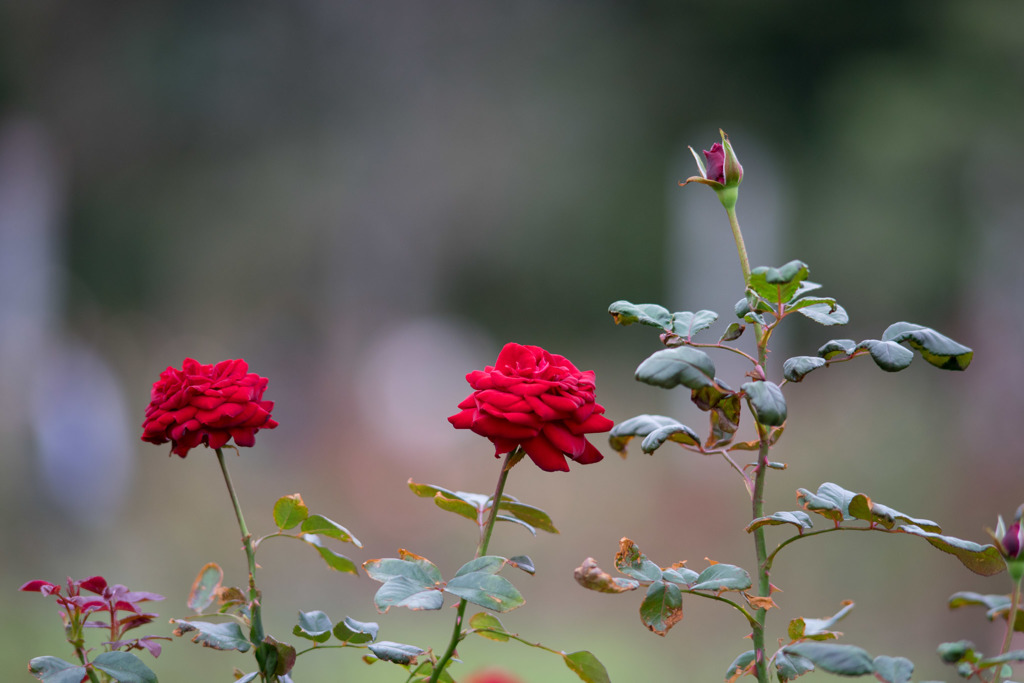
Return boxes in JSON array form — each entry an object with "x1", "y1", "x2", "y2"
[{"x1": 576, "y1": 131, "x2": 998, "y2": 683}]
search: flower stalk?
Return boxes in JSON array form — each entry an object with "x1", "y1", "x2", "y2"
[{"x1": 430, "y1": 449, "x2": 519, "y2": 683}]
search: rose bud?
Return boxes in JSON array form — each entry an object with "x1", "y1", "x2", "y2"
[{"x1": 680, "y1": 129, "x2": 744, "y2": 210}]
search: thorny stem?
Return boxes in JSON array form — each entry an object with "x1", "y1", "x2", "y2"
[
  {"x1": 997, "y1": 574, "x2": 1023, "y2": 683},
  {"x1": 215, "y1": 449, "x2": 266, "y2": 657},
  {"x1": 429, "y1": 449, "x2": 518, "y2": 683}
]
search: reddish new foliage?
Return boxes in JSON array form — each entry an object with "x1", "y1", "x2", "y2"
[
  {"x1": 449, "y1": 343, "x2": 613, "y2": 472},
  {"x1": 141, "y1": 358, "x2": 278, "y2": 457}
]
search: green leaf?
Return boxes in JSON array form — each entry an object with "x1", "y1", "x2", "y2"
[
  {"x1": 608, "y1": 300, "x2": 672, "y2": 329},
  {"x1": 873, "y1": 655, "x2": 914, "y2": 683},
  {"x1": 641, "y1": 423, "x2": 702, "y2": 452},
  {"x1": 782, "y1": 356, "x2": 827, "y2": 383},
  {"x1": 498, "y1": 502, "x2": 559, "y2": 534},
  {"x1": 273, "y1": 494, "x2": 309, "y2": 530},
  {"x1": 847, "y1": 494, "x2": 940, "y2": 531},
  {"x1": 27, "y1": 656, "x2": 88, "y2": 683},
  {"x1": 689, "y1": 563, "x2": 751, "y2": 592},
  {"x1": 635, "y1": 347, "x2": 716, "y2": 390},
  {"x1": 90, "y1": 652, "x2": 158, "y2": 683},
  {"x1": 948, "y1": 591, "x2": 1024, "y2": 631},
  {"x1": 262, "y1": 635, "x2": 296, "y2": 677},
  {"x1": 937, "y1": 639, "x2": 976, "y2": 663},
  {"x1": 445, "y1": 572, "x2": 525, "y2": 612},
  {"x1": 454, "y1": 556, "x2": 507, "y2": 576},
  {"x1": 796, "y1": 483, "x2": 857, "y2": 523},
  {"x1": 788, "y1": 601, "x2": 855, "y2": 641},
  {"x1": 748, "y1": 260, "x2": 810, "y2": 305},
  {"x1": 372, "y1": 576, "x2": 444, "y2": 612},
  {"x1": 609, "y1": 414, "x2": 684, "y2": 454},
  {"x1": 302, "y1": 534, "x2": 358, "y2": 575},
  {"x1": 407, "y1": 479, "x2": 460, "y2": 500},
  {"x1": 563, "y1": 651, "x2": 612, "y2": 683},
  {"x1": 897, "y1": 525, "x2": 1006, "y2": 576},
  {"x1": 795, "y1": 302, "x2": 849, "y2": 326},
  {"x1": 734, "y1": 297, "x2": 770, "y2": 323},
  {"x1": 293, "y1": 610, "x2": 333, "y2": 643},
  {"x1": 671, "y1": 310, "x2": 719, "y2": 338},
  {"x1": 724, "y1": 650, "x2": 756, "y2": 682},
  {"x1": 615, "y1": 538, "x2": 663, "y2": 582},
  {"x1": 469, "y1": 612, "x2": 511, "y2": 642},
  {"x1": 301, "y1": 515, "x2": 362, "y2": 547},
  {"x1": 774, "y1": 649, "x2": 815, "y2": 681},
  {"x1": 747, "y1": 511, "x2": 814, "y2": 533},
  {"x1": 639, "y1": 580, "x2": 684, "y2": 636},
  {"x1": 188, "y1": 562, "x2": 223, "y2": 613},
  {"x1": 171, "y1": 619, "x2": 251, "y2": 651},
  {"x1": 882, "y1": 322, "x2": 973, "y2": 371},
  {"x1": 433, "y1": 492, "x2": 480, "y2": 521},
  {"x1": 857, "y1": 339, "x2": 914, "y2": 372},
  {"x1": 741, "y1": 381, "x2": 787, "y2": 426},
  {"x1": 817, "y1": 338, "x2": 857, "y2": 360},
  {"x1": 363, "y1": 557, "x2": 442, "y2": 585},
  {"x1": 979, "y1": 650, "x2": 1024, "y2": 668},
  {"x1": 719, "y1": 322, "x2": 745, "y2": 343},
  {"x1": 574, "y1": 557, "x2": 642, "y2": 593},
  {"x1": 367, "y1": 641, "x2": 424, "y2": 665},
  {"x1": 508, "y1": 555, "x2": 536, "y2": 575},
  {"x1": 333, "y1": 617, "x2": 378, "y2": 644},
  {"x1": 786, "y1": 296, "x2": 836, "y2": 314},
  {"x1": 692, "y1": 383, "x2": 741, "y2": 447},
  {"x1": 783, "y1": 642, "x2": 875, "y2": 676},
  {"x1": 661, "y1": 566, "x2": 700, "y2": 586}
]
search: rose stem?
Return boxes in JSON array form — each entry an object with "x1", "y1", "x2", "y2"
[
  {"x1": 996, "y1": 572, "x2": 1022, "y2": 683},
  {"x1": 429, "y1": 448, "x2": 519, "y2": 683},
  {"x1": 215, "y1": 448, "x2": 265, "y2": 646},
  {"x1": 725, "y1": 205, "x2": 771, "y2": 683}
]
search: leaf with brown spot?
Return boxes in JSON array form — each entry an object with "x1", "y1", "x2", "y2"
[
  {"x1": 639, "y1": 581, "x2": 683, "y2": 636},
  {"x1": 574, "y1": 558, "x2": 640, "y2": 594}
]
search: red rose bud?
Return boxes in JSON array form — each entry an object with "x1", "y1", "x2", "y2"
[
  {"x1": 141, "y1": 358, "x2": 278, "y2": 458},
  {"x1": 680, "y1": 129, "x2": 744, "y2": 210},
  {"x1": 1004, "y1": 521, "x2": 1022, "y2": 559},
  {"x1": 449, "y1": 343, "x2": 613, "y2": 472}
]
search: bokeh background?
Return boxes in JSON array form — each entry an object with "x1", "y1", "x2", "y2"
[{"x1": 2, "y1": 2, "x2": 1023, "y2": 681}]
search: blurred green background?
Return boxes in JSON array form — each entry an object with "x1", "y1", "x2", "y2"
[{"x1": 2, "y1": 2, "x2": 1022, "y2": 681}]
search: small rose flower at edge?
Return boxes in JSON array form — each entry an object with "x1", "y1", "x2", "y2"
[
  {"x1": 448, "y1": 343, "x2": 614, "y2": 473},
  {"x1": 141, "y1": 358, "x2": 278, "y2": 458},
  {"x1": 680, "y1": 129, "x2": 743, "y2": 210}
]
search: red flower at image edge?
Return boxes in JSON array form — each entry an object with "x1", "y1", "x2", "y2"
[
  {"x1": 141, "y1": 358, "x2": 278, "y2": 457},
  {"x1": 448, "y1": 343, "x2": 613, "y2": 472}
]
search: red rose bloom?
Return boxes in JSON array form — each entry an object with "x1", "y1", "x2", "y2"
[
  {"x1": 141, "y1": 358, "x2": 277, "y2": 457},
  {"x1": 448, "y1": 343, "x2": 613, "y2": 472}
]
